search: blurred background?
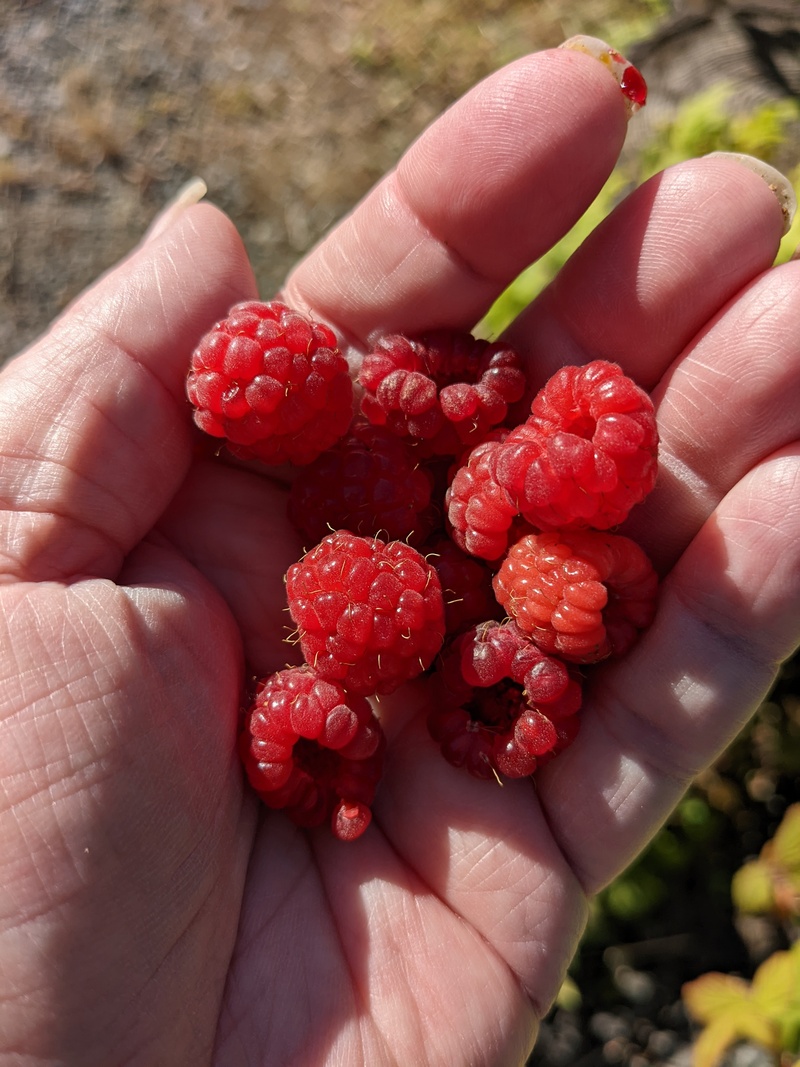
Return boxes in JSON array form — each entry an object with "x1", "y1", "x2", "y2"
[{"x1": 1, "y1": 1, "x2": 799, "y2": 1064}]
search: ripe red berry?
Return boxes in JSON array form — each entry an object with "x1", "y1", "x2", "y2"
[
  {"x1": 240, "y1": 666, "x2": 386, "y2": 841},
  {"x1": 287, "y1": 420, "x2": 436, "y2": 547},
  {"x1": 186, "y1": 300, "x2": 353, "y2": 466},
  {"x1": 492, "y1": 529, "x2": 658, "y2": 663},
  {"x1": 491, "y1": 360, "x2": 658, "y2": 531},
  {"x1": 445, "y1": 435, "x2": 517, "y2": 561},
  {"x1": 424, "y1": 535, "x2": 501, "y2": 637},
  {"x1": 285, "y1": 531, "x2": 446, "y2": 695},
  {"x1": 427, "y1": 620, "x2": 583, "y2": 779},
  {"x1": 359, "y1": 330, "x2": 526, "y2": 456}
]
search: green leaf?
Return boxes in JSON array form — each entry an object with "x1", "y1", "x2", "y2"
[
  {"x1": 555, "y1": 975, "x2": 582, "y2": 1013},
  {"x1": 772, "y1": 805, "x2": 800, "y2": 872},
  {"x1": 777, "y1": 1007, "x2": 800, "y2": 1056},
  {"x1": 683, "y1": 972, "x2": 751, "y2": 1024},
  {"x1": 691, "y1": 1012, "x2": 780, "y2": 1067},
  {"x1": 732, "y1": 860, "x2": 775, "y2": 915},
  {"x1": 752, "y1": 950, "x2": 800, "y2": 1017}
]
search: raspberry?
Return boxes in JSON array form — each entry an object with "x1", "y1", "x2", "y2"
[
  {"x1": 445, "y1": 435, "x2": 517, "y2": 561},
  {"x1": 285, "y1": 531, "x2": 446, "y2": 695},
  {"x1": 287, "y1": 420, "x2": 436, "y2": 547},
  {"x1": 424, "y1": 535, "x2": 500, "y2": 637},
  {"x1": 427, "y1": 620, "x2": 583, "y2": 779},
  {"x1": 186, "y1": 300, "x2": 353, "y2": 466},
  {"x1": 491, "y1": 360, "x2": 658, "y2": 530},
  {"x1": 359, "y1": 330, "x2": 526, "y2": 456},
  {"x1": 240, "y1": 666, "x2": 386, "y2": 841},
  {"x1": 493, "y1": 530, "x2": 658, "y2": 663}
]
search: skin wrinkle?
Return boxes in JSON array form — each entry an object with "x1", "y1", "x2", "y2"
[
  {"x1": 0, "y1": 509, "x2": 123, "y2": 579},
  {"x1": 0, "y1": 812, "x2": 108, "y2": 928},
  {"x1": 122, "y1": 877, "x2": 222, "y2": 1036},
  {"x1": 510, "y1": 159, "x2": 787, "y2": 396},
  {"x1": 2, "y1": 584, "x2": 237, "y2": 943},
  {"x1": 370, "y1": 806, "x2": 555, "y2": 1024},
  {"x1": 3, "y1": 597, "x2": 83, "y2": 718},
  {"x1": 213, "y1": 827, "x2": 335, "y2": 1057},
  {"x1": 538, "y1": 749, "x2": 670, "y2": 897},
  {"x1": 310, "y1": 830, "x2": 408, "y2": 1065},
  {"x1": 1, "y1": 716, "x2": 118, "y2": 821},
  {"x1": 390, "y1": 169, "x2": 516, "y2": 291},
  {"x1": 610, "y1": 590, "x2": 777, "y2": 779},
  {"x1": 2, "y1": 808, "x2": 86, "y2": 927},
  {"x1": 64, "y1": 217, "x2": 254, "y2": 400},
  {"x1": 1, "y1": 351, "x2": 187, "y2": 582},
  {"x1": 363, "y1": 902, "x2": 500, "y2": 1067},
  {"x1": 388, "y1": 828, "x2": 534, "y2": 1050},
  {"x1": 151, "y1": 249, "x2": 179, "y2": 330},
  {"x1": 177, "y1": 207, "x2": 258, "y2": 323},
  {"x1": 360, "y1": 912, "x2": 427, "y2": 1067},
  {"x1": 7, "y1": 768, "x2": 244, "y2": 1067},
  {"x1": 353, "y1": 177, "x2": 493, "y2": 343}
]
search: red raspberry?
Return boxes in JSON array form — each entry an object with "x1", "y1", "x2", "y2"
[
  {"x1": 424, "y1": 535, "x2": 501, "y2": 637},
  {"x1": 285, "y1": 531, "x2": 446, "y2": 695},
  {"x1": 186, "y1": 300, "x2": 353, "y2": 466},
  {"x1": 287, "y1": 420, "x2": 436, "y2": 547},
  {"x1": 427, "y1": 620, "x2": 583, "y2": 779},
  {"x1": 445, "y1": 435, "x2": 517, "y2": 561},
  {"x1": 359, "y1": 330, "x2": 526, "y2": 456},
  {"x1": 493, "y1": 530, "x2": 658, "y2": 663},
  {"x1": 491, "y1": 360, "x2": 658, "y2": 530},
  {"x1": 240, "y1": 666, "x2": 386, "y2": 841}
]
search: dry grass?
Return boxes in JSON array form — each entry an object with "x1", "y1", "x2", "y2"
[{"x1": 0, "y1": 0, "x2": 661, "y2": 359}]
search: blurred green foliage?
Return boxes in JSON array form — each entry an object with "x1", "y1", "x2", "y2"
[
  {"x1": 682, "y1": 942, "x2": 800, "y2": 1067},
  {"x1": 732, "y1": 804, "x2": 800, "y2": 923},
  {"x1": 682, "y1": 805, "x2": 800, "y2": 1067},
  {"x1": 478, "y1": 86, "x2": 800, "y2": 339}
]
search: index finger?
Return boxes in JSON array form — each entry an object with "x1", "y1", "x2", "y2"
[{"x1": 282, "y1": 46, "x2": 634, "y2": 348}]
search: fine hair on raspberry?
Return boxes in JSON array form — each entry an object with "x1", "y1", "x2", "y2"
[
  {"x1": 184, "y1": 299, "x2": 664, "y2": 829},
  {"x1": 493, "y1": 529, "x2": 659, "y2": 663},
  {"x1": 359, "y1": 329, "x2": 527, "y2": 456},
  {"x1": 285, "y1": 530, "x2": 447, "y2": 695},
  {"x1": 427, "y1": 620, "x2": 583, "y2": 779},
  {"x1": 186, "y1": 299, "x2": 354, "y2": 466},
  {"x1": 490, "y1": 360, "x2": 659, "y2": 532},
  {"x1": 241, "y1": 666, "x2": 386, "y2": 842}
]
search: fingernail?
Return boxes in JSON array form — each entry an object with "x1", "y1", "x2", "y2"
[
  {"x1": 143, "y1": 177, "x2": 208, "y2": 243},
  {"x1": 559, "y1": 35, "x2": 647, "y2": 118},
  {"x1": 704, "y1": 152, "x2": 796, "y2": 237}
]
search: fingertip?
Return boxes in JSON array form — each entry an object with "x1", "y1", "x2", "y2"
[
  {"x1": 141, "y1": 177, "x2": 209, "y2": 244},
  {"x1": 141, "y1": 200, "x2": 259, "y2": 308}
]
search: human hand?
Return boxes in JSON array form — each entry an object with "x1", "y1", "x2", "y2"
[{"x1": 1, "y1": 42, "x2": 798, "y2": 1066}]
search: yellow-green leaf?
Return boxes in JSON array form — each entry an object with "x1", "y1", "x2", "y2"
[
  {"x1": 732, "y1": 860, "x2": 776, "y2": 915},
  {"x1": 773, "y1": 805, "x2": 800, "y2": 872},
  {"x1": 683, "y1": 973, "x2": 751, "y2": 1024},
  {"x1": 555, "y1": 975, "x2": 581, "y2": 1013},
  {"x1": 777, "y1": 1006, "x2": 800, "y2": 1055},
  {"x1": 691, "y1": 1011, "x2": 779, "y2": 1067},
  {"x1": 752, "y1": 950, "x2": 800, "y2": 1016}
]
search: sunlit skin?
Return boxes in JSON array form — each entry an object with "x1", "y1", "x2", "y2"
[{"x1": 1, "y1": 47, "x2": 799, "y2": 1066}]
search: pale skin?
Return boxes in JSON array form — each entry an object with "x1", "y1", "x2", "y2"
[{"x1": 1, "y1": 46, "x2": 799, "y2": 1066}]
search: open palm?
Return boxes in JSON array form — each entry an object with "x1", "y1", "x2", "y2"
[{"x1": 1, "y1": 47, "x2": 799, "y2": 1066}]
